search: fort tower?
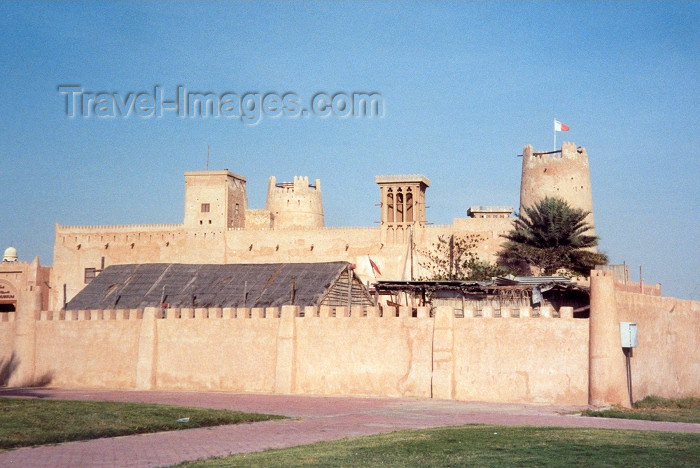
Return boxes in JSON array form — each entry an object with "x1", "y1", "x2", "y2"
[
  {"x1": 265, "y1": 176, "x2": 324, "y2": 229},
  {"x1": 183, "y1": 170, "x2": 248, "y2": 229},
  {"x1": 520, "y1": 142, "x2": 595, "y2": 234}
]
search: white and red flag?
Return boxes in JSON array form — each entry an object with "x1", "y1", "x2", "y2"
[
  {"x1": 368, "y1": 256, "x2": 382, "y2": 276},
  {"x1": 554, "y1": 119, "x2": 570, "y2": 132}
]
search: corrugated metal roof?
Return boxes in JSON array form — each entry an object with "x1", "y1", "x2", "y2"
[
  {"x1": 494, "y1": 276, "x2": 571, "y2": 286},
  {"x1": 66, "y1": 262, "x2": 368, "y2": 310}
]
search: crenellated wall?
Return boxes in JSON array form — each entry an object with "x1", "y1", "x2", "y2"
[
  {"x1": 266, "y1": 176, "x2": 324, "y2": 229},
  {"x1": 6, "y1": 278, "x2": 697, "y2": 406},
  {"x1": 2, "y1": 301, "x2": 589, "y2": 404}
]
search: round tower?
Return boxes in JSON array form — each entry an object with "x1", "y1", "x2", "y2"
[
  {"x1": 266, "y1": 176, "x2": 324, "y2": 229},
  {"x1": 520, "y1": 141, "x2": 595, "y2": 234}
]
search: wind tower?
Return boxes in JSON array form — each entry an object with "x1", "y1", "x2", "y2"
[{"x1": 375, "y1": 175, "x2": 430, "y2": 244}]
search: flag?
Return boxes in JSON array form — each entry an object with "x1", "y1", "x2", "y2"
[
  {"x1": 368, "y1": 256, "x2": 382, "y2": 276},
  {"x1": 554, "y1": 119, "x2": 570, "y2": 132}
]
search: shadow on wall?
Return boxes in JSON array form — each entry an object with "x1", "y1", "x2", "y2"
[
  {"x1": 0, "y1": 352, "x2": 18, "y2": 386},
  {"x1": 0, "y1": 352, "x2": 53, "y2": 388}
]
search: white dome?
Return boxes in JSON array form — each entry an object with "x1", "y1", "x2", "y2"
[{"x1": 3, "y1": 246, "x2": 17, "y2": 262}]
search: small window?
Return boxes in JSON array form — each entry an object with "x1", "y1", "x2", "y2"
[
  {"x1": 84, "y1": 268, "x2": 97, "y2": 284},
  {"x1": 201, "y1": 203, "x2": 210, "y2": 213},
  {"x1": 235, "y1": 203, "x2": 240, "y2": 215}
]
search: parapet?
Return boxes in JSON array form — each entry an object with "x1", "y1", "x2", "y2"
[
  {"x1": 56, "y1": 223, "x2": 182, "y2": 233},
  {"x1": 522, "y1": 142, "x2": 588, "y2": 162},
  {"x1": 467, "y1": 206, "x2": 513, "y2": 218},
  {"x1": 184, "y1": 169, "x2": 246, "y2": 182},
  {"x1": 375, "y1": 174, "x2": 430, "y2": 187},
  {"x1": 266, "y1": 176, "x2": 324, "y2": 229}
]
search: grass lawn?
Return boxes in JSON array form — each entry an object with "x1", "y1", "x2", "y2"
[
  {"x1": 179, "y1": 425, "x2": 700, "y2": 468},
  {"x1": 581, "y1": 396, "x2": 700, "y2": 424},
  {"x1": 0, "y1": 397, "x2": 284, "y2": 451}
]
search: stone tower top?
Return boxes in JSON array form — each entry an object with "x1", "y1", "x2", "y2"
[
  {"x1": 265, "y1": 176, "x2": 324, "y2": 229},
  {"x1": 519, "y1": 142, "x2": 595, "y2": 234},
  {"x1": 183, "y1": 170, "x2": 248, "y2": 229}
]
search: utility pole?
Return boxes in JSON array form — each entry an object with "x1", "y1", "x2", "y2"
[
  {"x1": 449, "y1": 234, "x2": 454, "y2": 280},
  {"x1": 409, "y1": 225, "x2": 414, "y2": 281}
]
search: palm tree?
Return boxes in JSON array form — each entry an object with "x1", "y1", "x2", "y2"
[{"x1": 498, "y1": 197, "x2": 608, "y2": 276}]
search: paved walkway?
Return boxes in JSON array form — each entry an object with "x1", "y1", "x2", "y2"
[{"x1": 0, "y1": 388, "x2": 698, "y2": 468}]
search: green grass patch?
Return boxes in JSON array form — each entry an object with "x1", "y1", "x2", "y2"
[
  {"x1": 179, "y1": 425, "x2": 700, "y2": 467},
  {"x1": 0, "y1": 397, "x2": 284, "y2": 451},
  {"x1": 581, "y1": 396, "x2": 700, "y2": 424}
]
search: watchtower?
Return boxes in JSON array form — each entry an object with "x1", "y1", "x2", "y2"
[
  {"x1": 520, "y1": 142, "x2": 595, "y2": 234},
  {"x1": 265, "y1": 176, "x2": 324, "y2": 229},
  {"x1": 183, "y1": 170, "x2": 248, "y2": 229}
]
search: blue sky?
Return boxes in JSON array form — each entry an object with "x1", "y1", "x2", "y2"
[{"x1": 1, "y1": 1, "x2": 698, "y2": 299}]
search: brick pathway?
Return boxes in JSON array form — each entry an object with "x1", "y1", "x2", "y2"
[{"x1": 0, "y1": 388, "x2": 698, "y2": 468}]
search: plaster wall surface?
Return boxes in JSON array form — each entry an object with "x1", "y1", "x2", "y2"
[
  {"x1": 244, "y1": 209, "x2": 272, "y2": 229},
  {"x1": 0, "y1": 259, "x2": 51, "y2": 311},
  {"x1": 452, "y1": 318, "x2": 589, "y2": 405},
  {"x1": 293, "y1": 314, "x2": 433, "y2": 398},
  {"x1": 0, "y1": 318, "x2": 16, "y2": 364},
  {"x1": 614, "y1": 281, "x2": 662, "y2": 296},
  {"x1": 183, "y1": 171, "x2": 247, "y2": 229},
  {"x1": 615, "y1": 290, "x2": 700, "y2": 399},
  {"x1": 33, "y1": 312, "x2": 141, "y2": 388},
  {"x1": 155, "y1": 311, "x2": 279, "y2": 392}
]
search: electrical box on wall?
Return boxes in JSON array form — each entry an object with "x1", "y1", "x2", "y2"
[{"x1": 620, "y1": 322, "x2": 638, "y2": 348}]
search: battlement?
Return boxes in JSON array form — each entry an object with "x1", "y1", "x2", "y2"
[
  {"x1": 266, "y1": 175, "x2": 324, "y2": 229},
  {"x1": 523, "y1": 142, "x2": 588, "y2": 162},
  {"x1": 27, "y1": 304, "x2": 576, "y2": 322},
  {"x1": 56, "y1": 223, "x2": 182, "y2": 233},
  {"x1": 271, "y1": 175, "x2": 321, "y2": 192}
]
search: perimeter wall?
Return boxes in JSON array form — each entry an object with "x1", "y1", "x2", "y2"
[
  {"x1": 2, "y1": 271, "x2": 697, "y2": 406},
  {"x1": 2, "y1": 296, "x2": 588, "y2": 405}
]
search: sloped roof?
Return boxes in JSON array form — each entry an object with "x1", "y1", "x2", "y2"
[
  {"x1": 66, "y1": 262, "x2": 362, "y2": 310},
  {"x1": 494, "y1": 276, "x2": 571, "y2": 286}
]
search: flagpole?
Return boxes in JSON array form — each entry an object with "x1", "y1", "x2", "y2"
[{"x1": 553, "y1": 118, "x2": 556, "y2": 151}]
